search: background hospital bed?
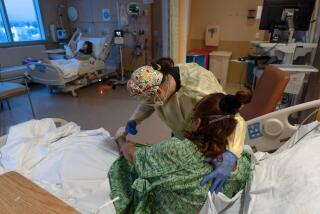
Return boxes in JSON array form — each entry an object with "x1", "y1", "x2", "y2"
[{"x1": 26, "y1": 36, "x2": 111, "y2": 97}]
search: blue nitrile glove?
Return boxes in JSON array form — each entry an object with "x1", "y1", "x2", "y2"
[
  {"x1": 125, "y1": 120, "x2": 138, "y2": 135},
  {"x1": 200, "y1": 150, "x2": 237, "y2": 193}
]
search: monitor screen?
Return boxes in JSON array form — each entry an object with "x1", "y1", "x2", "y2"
[
  {"x1": 114, "y1": 30, "x2": 124, "y2": 38},
  {"x1": 259, "y1": 0, "x2": 316, "y2": 31}
]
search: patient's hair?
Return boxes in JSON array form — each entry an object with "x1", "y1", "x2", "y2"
[
  {"x1": 186, "y1": 91, "x2": 252, "y2": 158},
  {"x1": 151, "y1": 57, "x2": 175, "y2": 77},
  {"x1": 79, "y1": 41, "x2": 93, "y2": 54}
]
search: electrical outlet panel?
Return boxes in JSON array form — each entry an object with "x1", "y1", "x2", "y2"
[
  {"x1": 248, "y1": 122, "x2": 263, "y2": 140},
  {"x1": 80, "y1": 27, "x2": 90, "y2": 34}
]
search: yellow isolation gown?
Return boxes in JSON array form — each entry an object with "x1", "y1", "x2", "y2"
[{"x1": 129, "y1": 63, "x2": 246, "y2": 157}]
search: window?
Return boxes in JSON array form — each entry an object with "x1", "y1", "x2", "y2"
[
  {"x1": 0, "y1": 0, "x2": 45, "y2": 44},
  {"x1": 0, "y1": 15, "x2": 8, "y2": 43}
]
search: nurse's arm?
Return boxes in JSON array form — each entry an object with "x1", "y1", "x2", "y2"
[
  {"x1": 227, "y1": 115, "x2": 246, "y2": 158},
  {"x1": 130, "y1": 103, "x2": 155, "y2": 124}
]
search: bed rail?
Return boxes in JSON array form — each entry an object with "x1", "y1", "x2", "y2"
[
  {"x1": 246, "y1": 99, "x2": 320, "y2": 151},
  {"x1": 26, "y1": 63, "x2": 67, "y2": 86}
]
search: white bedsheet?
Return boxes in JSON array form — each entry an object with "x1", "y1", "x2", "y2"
[
  {"x1": 50, "y1": 59, "x2": 82, "y2": 78},
  {"x1": 201, "y1": 122, "x2": 320, "y2": 214},
  {"x1": 0, "y1": 119, "x2": 119, "y2": 214},
  {"x1": 244, "y1": 122, "x2": 320, "y2": 214},
  {"x1": 50, "y1": 59, "x2": 97, "y2": 79},
  {"x1": 2, "y1": 120, "x2": 320, "y2": 214}
]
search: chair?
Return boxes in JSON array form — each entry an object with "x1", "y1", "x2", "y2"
[
  {"x1": 0, "y1": 76, "x2": 35, "y2": 118},
  {"x1": 240, "y1": 65, "x2": 290, "y2": 121}
]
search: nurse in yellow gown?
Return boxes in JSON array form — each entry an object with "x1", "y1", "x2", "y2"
[{"x1": 123, "y1": 57, "x2": 249, "y2": 193}]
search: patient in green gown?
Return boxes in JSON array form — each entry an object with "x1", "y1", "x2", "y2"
[{"x1": 108, "y1": 91, "x2": 253, "y2": 214}]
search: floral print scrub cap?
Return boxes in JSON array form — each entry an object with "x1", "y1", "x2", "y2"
[{"x1": 127, "y1": 65, "x2": 163, "y2": 103}]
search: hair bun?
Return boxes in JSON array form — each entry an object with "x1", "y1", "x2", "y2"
[
  {"x1": 235, "y1": 91, "x2": 252, "y2": 105},
  {"x1": 150, "y1": 63, "x2": 161, "y2": 71},
  {"x1": 219, "y1": 91, "x2": 252, "y2": 114},
  {"x1": 155, "y1": 64, "x2": 161, "y2": 70},
  {"x1": 153, "y1": 57, "x2": 175, "y2": 75},
  {"x1": 219, "y1": 95, "x2": 241, "y2": 114},
  {"x1": 151, "y1": 62, "x2": 159, "y2": 70}
]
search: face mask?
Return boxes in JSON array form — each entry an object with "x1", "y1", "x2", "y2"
[
  {"x1": 144, "y1": 76, "x2": 170, "y2": 107},
  {"x1": 142, "y1": 92, "x2": 165, "y2": 107},
  {"x1": 207, "y1": 115, "x2": 233, "y2": 124},
  {"x1": 191, "y1": 115, "x2": 234, "y2": 131}
]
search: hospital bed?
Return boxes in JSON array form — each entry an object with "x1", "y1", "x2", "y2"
[
  {"x1": 26, "y1": 34, "x2": 111, "y2": 97},
  {"x1": 1, "y1": 100, "x2": 320, "y2": 214}
]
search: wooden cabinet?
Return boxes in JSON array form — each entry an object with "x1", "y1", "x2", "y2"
[{"x1": 209, "y1": 51, "x2": 232, "y2": 87}]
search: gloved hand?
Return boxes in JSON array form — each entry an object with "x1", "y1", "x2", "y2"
[
  {"x1": 200, "y1": 150, "x2": 237, "y2": 193},
  {"x1": 125, "y1": 120, "x2": 138, "y2": 135}
]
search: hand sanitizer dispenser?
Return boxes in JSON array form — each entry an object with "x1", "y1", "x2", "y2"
[{"x1": 205, "y1": 25, "x2": 220, "y2": 46}]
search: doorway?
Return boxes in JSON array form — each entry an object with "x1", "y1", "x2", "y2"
[{"x1": 151, "y1": 0, "x2": 169, "y2": 61}]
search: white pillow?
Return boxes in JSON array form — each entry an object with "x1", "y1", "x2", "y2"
[{"x1": 244, "y1": 122, "x2": 320, "y2": 214}]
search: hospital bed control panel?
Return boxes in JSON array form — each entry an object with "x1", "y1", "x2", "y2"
[{"x1": 248, "y1": 122, "x2": 263, "y2": 140}]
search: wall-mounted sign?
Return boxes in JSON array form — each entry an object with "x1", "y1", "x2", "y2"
[
  {"x1": 102, "y1": 8, "x2": 111, "y2": 21},
  {"x1": 67, "y1": 6, "x2": 78, "y2": 22}
]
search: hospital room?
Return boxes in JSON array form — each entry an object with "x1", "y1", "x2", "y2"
[{"x1": 1, "y1": 0, "x2": 320, "y2": 213}]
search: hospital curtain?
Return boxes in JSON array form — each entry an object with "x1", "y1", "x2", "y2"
[
  {"x1": 300, "y1": 42, "x2": 320, "y2": 123},
  {"x1": 299, "y1": 6, "x2": 320, "y2": 123},
  {"x1": 309, "y1": 0, "x2": 320, "y2": 63},
  {"x1": 298, "y1": 0, "x2": 320, "y2": 123},
  {"x1": 169, "y1": 0, "x2": 191, "y2": 63}
]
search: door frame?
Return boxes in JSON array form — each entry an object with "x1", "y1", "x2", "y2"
[{"x1": 162, "y1": 0, "x2": 169, "y2": 57}]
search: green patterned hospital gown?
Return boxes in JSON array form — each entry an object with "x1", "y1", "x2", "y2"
[{"x1": 108, "y1": 137, "x2": 251, "y2": 214}]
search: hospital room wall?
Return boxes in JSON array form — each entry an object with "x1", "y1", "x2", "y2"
[
  {"x1": 188, "y1": 0, "x2": 264, "y2": 84},
  {"x1": 38, "y1": 0, "x2": 71, "y2": 49},
  {"x1": 67, "y1": 0, "x2": 153, "y2": 72}
]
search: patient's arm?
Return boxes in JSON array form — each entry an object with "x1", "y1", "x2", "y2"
[
  {"x1": 116, "y1": 136, "x2": 136, "y2": 164},
  {"x1": 42, "y1": 58, "x2": 51, "y2": 64},
  {"x1": 75, "y1": 52, "x2": 94, "y2": 61},
  {"x1": 75, "y1": 55, "x2": 87, "y2": 61},
  {"x1": 120, "y1": 141, "x2": 136, "y2": 164}
]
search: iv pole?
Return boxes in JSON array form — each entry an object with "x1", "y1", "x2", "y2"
[
  {"x1": 116, "y1": 44, "x2": 126, "y2": 85},
  {"x1": 108, "y1": 1, "x2": 127, "y2": 88}
]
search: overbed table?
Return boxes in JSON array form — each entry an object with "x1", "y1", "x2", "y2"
[{"x1": 0, "y1": 172, "x2": 78, "y2": 214}]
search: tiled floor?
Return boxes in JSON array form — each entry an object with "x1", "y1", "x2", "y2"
[
  {"x1": 0, "y1": 83, "x2": 171, "y2": 144},
  {"x1": 0, "y1": 82, "x2": 246, "y2": 143}
]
